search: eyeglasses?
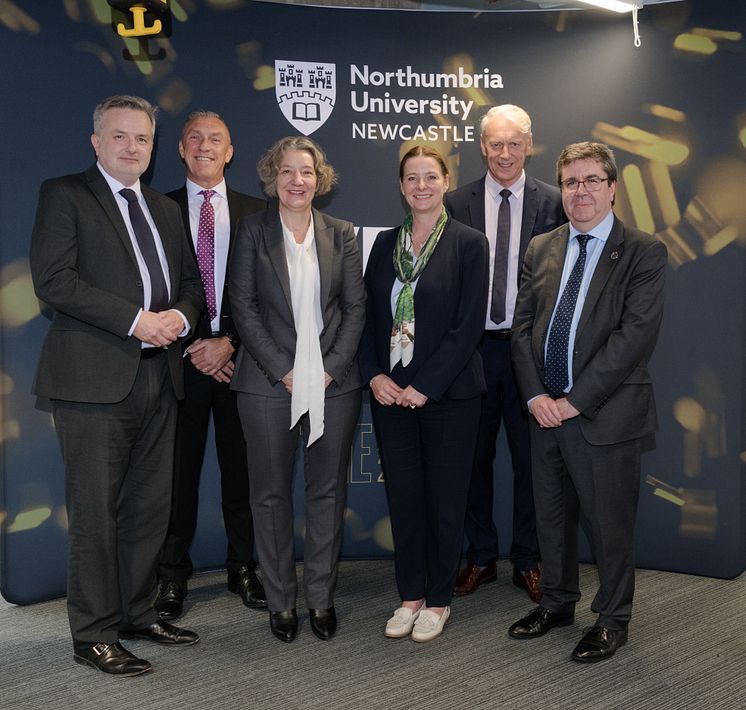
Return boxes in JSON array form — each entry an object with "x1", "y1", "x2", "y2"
[{"x1": 560, "y1": 176, "x2": 610, "y2": 192}]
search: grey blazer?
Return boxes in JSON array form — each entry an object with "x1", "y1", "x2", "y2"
[
  {"x1": 511, "y1": 217, "x2": 667, "y2": 445},
  {"x1": 228, "y1": 207, "x2": 365, "y2": 398}
]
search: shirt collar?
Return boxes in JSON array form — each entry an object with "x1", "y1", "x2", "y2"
[
  {"x1": 186, "y1": 177, "x2": 227, "y2": 201},
  {"x1": 280, "y1": 214, "x2": 315, "y2": 252},
  {"x1": 97, "y1": 162, "x2": 141, "y2": 199},
  {"x1": 485, "y1": 170, "x2": 525, "y2": 201},
  {"x1": 569, "y1": 209, "x2": 615, "y2": 244}
]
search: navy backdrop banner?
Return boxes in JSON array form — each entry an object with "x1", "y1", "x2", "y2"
[{"x1": 1, "y1": 1, "x2": 744, "y2": 604}]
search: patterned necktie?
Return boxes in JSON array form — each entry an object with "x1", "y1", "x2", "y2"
[
  {"x1": 543, "y1": 234, "x2": 592, "y2": 398},
  {"x1": 119, "y1": 188, "x2": 168, "y2": 312},
  {"x1": 490, "y1": 188, "x2": 512, "y2": 324},
  {"x1": 196, "y1": 189, "x2": 217, "y2": 321}
]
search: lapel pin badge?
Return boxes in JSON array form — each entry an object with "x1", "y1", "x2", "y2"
[{"x1": 610, "y1": 251, "x2": 620, "y2": 260}]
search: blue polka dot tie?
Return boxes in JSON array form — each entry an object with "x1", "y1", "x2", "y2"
[
  {"x1": 196, "y1": 189, "x2": 217, "y2": 321},
  {"x1": 543, "y1": 234, "x2": 592, "y2": 398}
]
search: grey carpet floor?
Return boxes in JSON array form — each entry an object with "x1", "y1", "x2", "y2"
[{"x1": 1, "y1": 560, "x2": 744, "y2": 710}]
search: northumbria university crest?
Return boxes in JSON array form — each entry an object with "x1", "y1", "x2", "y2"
[{"x1": 275, "y1": 60, "x2": 336, "y2": 136}]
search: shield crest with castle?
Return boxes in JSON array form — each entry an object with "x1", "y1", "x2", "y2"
[{"x1": 275, "y1": 60, "x2": 336, "y2": 136}]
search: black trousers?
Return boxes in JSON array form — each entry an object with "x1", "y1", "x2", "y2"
[
  {"x1": 371, "y1": 396, "x2": 481, "y2": 607},
  {"x1": 530, "y1": 417, "x2": 641, "y2": 630},
  {"x1": 159, "y1": 361, "x2": 256, "y2": 583},
  {"x1": 463, "y1": 335, "x2": 539, "y2": 570},
  {"x1": 53, "y1": 354, "x2": 176, "y2": 645}
]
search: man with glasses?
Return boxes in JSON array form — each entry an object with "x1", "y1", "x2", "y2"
[
  {"x1": 508, "y1": 142, "x2": 666, "y2": 663},
  {"x1": 508, "y1": 141, "x2": 667, "y2": 663},
  {"x1": 446, "y1": 105, "x2": 565, "y2": 605}
]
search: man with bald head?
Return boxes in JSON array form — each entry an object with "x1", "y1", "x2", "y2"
[
  {"x1": 155, "y1": 111, "x2": 267, "y2": 621},
  {"x1": 445, "y1": 104, "x2": 565, "y2": 605}
]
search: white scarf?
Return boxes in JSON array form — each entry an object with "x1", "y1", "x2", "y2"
[{"x1": 283, "y1": 217, "x2": 325, "y2": 446}]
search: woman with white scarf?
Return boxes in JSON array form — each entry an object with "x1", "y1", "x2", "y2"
[
  {"x1": 229, "y1": 137, "x2": 365, "y2": 643},
  {"x1": 359, "y1": 145, "x2": 489, "y2": 642}
]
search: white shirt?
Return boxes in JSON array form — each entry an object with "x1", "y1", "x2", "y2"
[
  {"x1": 484, "y1": 170, "x2": 525, "y2": 330},
  {"x1": 97, "y1": 163, "x2": 189, "y2": 342},
  {"x1": 544, "y1": 209, "x2": 615, "y2": 393},
  {"x1": 281, "y1": 217, "x2": 323, "y2": 333},
  {"x1": 186, "y1": 178, "x2": 230, "y2": 334}
]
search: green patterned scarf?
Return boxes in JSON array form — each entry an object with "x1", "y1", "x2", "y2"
[{"x1": 390, "y1": 207, "x2": 448, "y2": 369}]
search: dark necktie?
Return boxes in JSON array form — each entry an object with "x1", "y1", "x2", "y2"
[
  {"x1": 196, "y1": 189, "x2": 217, "y2": 321},
  {"x1": 119, "y1": 188, "x2": 169, "y2": 312},
  {"x1": 490, "y1": 188, "x2": 512, "y2": 324},
  {"x1": 543, "y1": 234, "x2": 592, "y2": 398}
]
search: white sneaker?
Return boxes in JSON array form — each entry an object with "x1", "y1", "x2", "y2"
[
  {"x1": 385, "y1": 606, "x2": 421, "y2": 638},
  {"x1": 411, "y1": 607, "x2": 450, "y2": 642}
]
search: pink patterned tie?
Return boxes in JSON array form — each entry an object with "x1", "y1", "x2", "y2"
[{"x1": 196, "y1": 189, "x2": 217, "y2": 321}]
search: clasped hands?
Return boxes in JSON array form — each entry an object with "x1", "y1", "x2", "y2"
[
  {"x1": 134, "y1": 310, "x2": 184, "y2": 348},
  {"x1": 370, "y1": 374, "x2": 427, "y2": 409},
  {"x1": 281, "y1": 370, "x2": 334, "y2": 394},
  {"x1": 185, "y1": 337, "x2": 235, "y2": 383},
  {"x1": 530, "y1": 394, "x2": 580, "y2": 428}
]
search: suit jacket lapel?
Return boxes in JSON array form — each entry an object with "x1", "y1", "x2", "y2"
[
  {"x1": 144, "y1": 187, "x2": 179, "y2": 305},
  {"x1": 536, "y1": 225, "x2": 570, "y2": 365},
  {"x1": 468, "y1": 180, "x2": 487, "y2": 234},
  {"x1": 85, "y1": 165, "x2": 138, "y2": 267},
  {"x1": 265, "y1": 209, "x2": 294, "y2": 314},
  {"x1": 313, "y1": 209, "x2": 333, "y2": 312},
  {"x1": 576, "y1": 217, "x2": 625, "y2": 337},
  {"x1": 519, "y1": 176, "x2": 540, "y2": 284}
]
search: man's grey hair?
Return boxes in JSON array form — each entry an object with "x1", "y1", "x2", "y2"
[
  {"x1": 480, "y1": 104, "x2": 532, "y2": 137},
  {"x1": 93, "y1": 95, "x2": 157, "y2": 135}
]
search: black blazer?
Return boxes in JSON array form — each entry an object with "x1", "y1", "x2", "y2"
[
  {"x1": 511, "y1": 217, "x2": 667, "y2": 445},
  {"x1": 166, "y1": 184, "x2": 266, "y2": 345},
  {"x1": 30, "y1": 165, "x2": 204, "y2": 403},
  {"x1": 444, "y1": 174, "x2": 565, "y2": 281},
  {"x1": 359, "y1": 217, "x2": 489, "y2": 402}
]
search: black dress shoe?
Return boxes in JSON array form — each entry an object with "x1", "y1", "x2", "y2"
[
  {"x1": 120, "y1": 620, "x2": 199, "y2": 646},
  {"x1": 508, "y1": 606, "x2": 575, "y2": 639},
  {"x1": 73, "y1": 641, "x2": 152, "y2": 676},
  {"x1": 309, "y1": 607, "x2": 337, "y2": 641},
  {"x1": 269, "y1": 609, "x2": 298, "y2": 643},
  {"x1": 228, "y1": 565, "x2": 268, "y2": 609},
  {"x1": 154, "y1": 580, "x2": 187, "y2": 621},
  {"x1": 571, "y1": 625, "x2": 628, "y2": 663}
]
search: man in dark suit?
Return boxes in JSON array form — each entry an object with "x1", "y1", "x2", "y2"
[
  {"x1": 508, "y1": 142, "x2": 666, "y2": 662},
  {"x1": 155, "y1": 112, "x2": 267, "y2": 620},
  {"x1": 30, "y1": 95, "x2": 204, "y2": 676},
  {"x1": 445, "y1": 105, "x2": 565, "y2": 603}
]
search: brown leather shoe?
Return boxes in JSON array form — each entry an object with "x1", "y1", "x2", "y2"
[
  {"x1": 512, "y1": 567, "x2": 543, "y2": 603},
  {"x1": 453, "y1": 562, "x2": 497, "y2": 596}
]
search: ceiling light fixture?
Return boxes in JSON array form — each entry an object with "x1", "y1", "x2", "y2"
[
  {"x1": 575, "y1": 0, "x2": 639, "y2": 12},
  {"x1": 576, "y1": 0, "x2": 643, "y2": 47}
]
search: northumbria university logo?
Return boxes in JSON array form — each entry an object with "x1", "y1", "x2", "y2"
[{"x1": 275, "y1": 60, "x2": 336, "y2": 135}]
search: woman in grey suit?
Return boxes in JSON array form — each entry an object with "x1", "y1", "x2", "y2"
[
  {"x1": 359, "y1": 145, "x2": 489, "y2": 642},
  {"x1": 229, "y1": 137, "x2": 365, "y2": 642}
]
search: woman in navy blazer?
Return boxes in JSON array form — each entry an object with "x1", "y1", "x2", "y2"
[{"x1": 359, "y1": 145, "x2": 489, "y2": 642}]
